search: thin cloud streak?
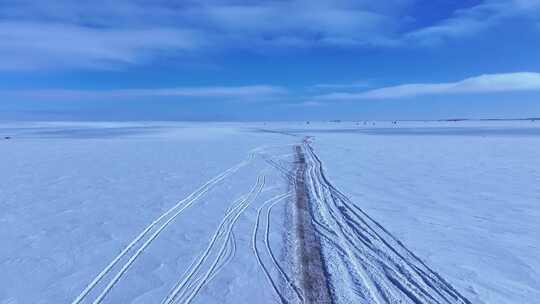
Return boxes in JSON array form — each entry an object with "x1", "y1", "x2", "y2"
[
  {"x1": 310, "y1": 81, "x2": 372, "y2": 90},
  {"x1": 315, "y1": 72, "x2": 540, "y2": 100},
  {"x1": 1, "y1": 85, "x2": 288, "y2": 101}
]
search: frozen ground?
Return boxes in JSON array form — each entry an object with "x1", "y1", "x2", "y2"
[{"x1": 0, "y1": 120, "x2": 538, "y2": 303}]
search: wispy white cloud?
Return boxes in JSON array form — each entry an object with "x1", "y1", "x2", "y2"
[
  {"x1": 1, "y1": 85, "x2": 288, "y2": 101},
  {"x1": 0, "y1": 1, "x2": 402, "y2": 70},
  {"x1": 199, "y1": 2, "x2": 397, "y2": 45},
  {"x1": 4, "y1": 72, "x2": 540, "y2": 103},
  {"x1": 315, "y1": 72, "x2": 540, "y2": 100},
  {"x1": 1, "y1": 1, "x2": 539, "y2": 70},
  {"x1": 0, "y1": 22, "x2": 206, "y2": 69},
  {"x1": 406, "y1": 0, "x2": 540, "y2": 44}
]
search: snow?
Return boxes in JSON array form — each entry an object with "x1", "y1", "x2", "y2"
[
  {"x1": 0, "y1": 122, "x2": 297, "y2": 304},
  {"x1": 285, "y1": 120, "x2": 540, "y2": 303},
  {"x1": 0, "y1": 121, "x2": 538, "y2": 303}
]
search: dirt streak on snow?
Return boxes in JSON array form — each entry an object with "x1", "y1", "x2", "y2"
[{"x1": 293, "y1": 143, "x2": 332, "y2": 304}]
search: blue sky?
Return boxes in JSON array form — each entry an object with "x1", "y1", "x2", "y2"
[{"x1": 1, "y1": 0, "x2": 540, "y2": 121}]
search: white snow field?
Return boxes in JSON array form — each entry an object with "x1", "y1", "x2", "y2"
[{"x1": 0, "y1": 121, "x2": 538, "y2": 304}]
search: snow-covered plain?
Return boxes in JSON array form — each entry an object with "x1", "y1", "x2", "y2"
[
  {"x1": 0, "y1": 121, "x2": 538, "y2": 303},
  {"x1": 294, "y1": 121, "x2": 540, "y2": 304}
]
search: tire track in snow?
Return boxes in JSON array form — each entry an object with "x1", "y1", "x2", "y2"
[
  {"x1": 72, "y1": 155, "x2": 254, "y2": 304},
  {"x1": 252, "y1": 191, "x2": 303, "y2": 304},
  {"x1": 265, "y1": 194, "x2": 304, "y2": 304},
  {"x1": 301, "y1": 137, "x2": 472, "y2": 304},
  {"x1": 292, "y1": 144, "x2": 333, "y2": 304},
  {"x1": 162, "y1": 175, "x2": 266, "y2": 304},
  {"x1": 162, "y1": 193, "x2": 253, "y2": 304},
  {"x1": 303, "y1": 153, "x2": 384, "y2": 304}
]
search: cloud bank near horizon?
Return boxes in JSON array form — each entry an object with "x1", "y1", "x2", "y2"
[
  {"x1": 5, "y1": 72, "x2": 540, "y2": 104},
  {"x1": 315, "y1": 73, "x2": 540, "y2": 101}
]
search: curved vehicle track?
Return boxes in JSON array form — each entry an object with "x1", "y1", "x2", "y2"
[
  {"x1": 70, "y1": 138, "x2": 472, "y2": 304},
  {"x1": 163, "y1": 175, "x2": 266, "y2": 304},
  {"x1": 72, "y1": 154, "x2": 255, "y2": 304},
  {"x1": 300, "y1": 137, "x2": 472, "y2": 304}
]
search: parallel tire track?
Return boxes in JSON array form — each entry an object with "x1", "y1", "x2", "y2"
[
  {"x1": 252, "y1": 192, "x2": 297, "y2": 304},
  {"x1": 163, "y1": 175, "x2": 266, "y2": 304},
  {"x1": 301, "y1": 137, "x2": 472, "y2": 304},
  {"x1": 265, "y1": 193, "x2": 305, "y2": 304},
  {"x1": 72, "y1": 156, "x2": 253, "y2": 304}
]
